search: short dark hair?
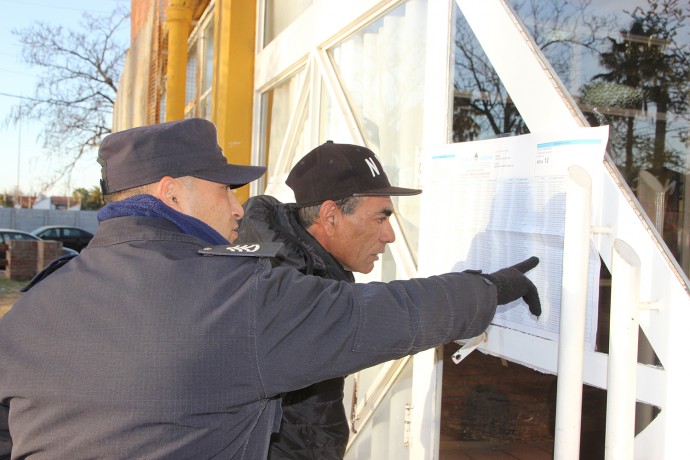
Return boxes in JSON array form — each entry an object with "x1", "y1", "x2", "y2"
[
  {"x1": 104, "y1": 184, "x2": 154, "y2": 203},
  {"x1": 297, "y1": 196, "x2": 362, "y2": 228}
]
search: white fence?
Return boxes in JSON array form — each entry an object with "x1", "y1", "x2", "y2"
[{"x1": 0, "y1": 208, "x2": 99, "y2": 234}]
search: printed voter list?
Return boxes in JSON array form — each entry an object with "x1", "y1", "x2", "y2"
[{"x1": 418, "y1": 126, "x2": 608, "y2": 351}]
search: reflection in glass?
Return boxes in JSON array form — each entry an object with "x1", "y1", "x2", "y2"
[
  {"x1": 506, "y1": 0, "x2": 689, "y2": 275},
  {"x1": 452, "y1": 4, "x2": 529, "y2": 141}
]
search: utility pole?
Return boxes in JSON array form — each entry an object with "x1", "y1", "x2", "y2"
[{"x1": 15, "y1": 119, "x2": 21, "y2": 208}]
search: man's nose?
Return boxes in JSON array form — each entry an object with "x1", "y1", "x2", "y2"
[
  {"x1": 231, "y1": 200, "x2": 244, "y2": 220},
  {"x1": 381, "y1": 220, "x2": 396, "y2": 243}
]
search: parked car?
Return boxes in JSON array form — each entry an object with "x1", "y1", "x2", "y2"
[
  {"x1": 30, "y1": 225, "x2": 94, "y2": 252},
  {"x1": 0, "y1": 228, "x2": 78, "y2": 270}
]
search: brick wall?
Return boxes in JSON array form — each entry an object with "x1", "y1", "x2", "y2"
[
  {"x1": 7, "y1": 240, "x2": 38, "y2": 280},
  {"x1": 6, "y1": 240, "x2": 64, "y2": 281},
  {"x1": 37, "y1": 241, "x2": 63, "y2": 273},
  {"x1": 131, "y1": 0, "x2": 157, "y2": 41}
]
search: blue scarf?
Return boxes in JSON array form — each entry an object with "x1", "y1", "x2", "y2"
[{"x1": 97, "y1": 194, "x2": 229, "y2": 245}]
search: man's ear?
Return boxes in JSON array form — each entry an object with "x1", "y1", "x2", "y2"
[
  {"x1": 318, "y1": 200, "x2": 339, "y2": 237},
  {"x1": 155, "y1": 176, "x2": 181, "y2": 209}
]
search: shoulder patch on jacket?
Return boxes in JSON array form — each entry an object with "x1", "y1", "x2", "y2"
[{"x1": 198, "y1": 242, "x2": 283, "y2": 258}]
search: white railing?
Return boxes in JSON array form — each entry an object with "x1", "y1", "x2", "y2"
[{"x1": 554, "y1": 166, "x2": 593, "y2": 459}]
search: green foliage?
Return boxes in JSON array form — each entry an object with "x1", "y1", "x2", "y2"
[
  {"x1": 0, "y1": 277, "x2": 24, "y2": 317},
  {"x1": 589, "y1": 0, "x2": 689, "y2": 178},
  {"x1": 72, "y1": 186, "x2": 105, "y2": 210},
  {"x1": 0, "y1": 194, "x2": 14, "y2": 208}
]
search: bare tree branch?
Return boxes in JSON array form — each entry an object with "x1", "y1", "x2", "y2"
[{"x1": 7, "y1": 4, "x2": 130, "y2": 194}]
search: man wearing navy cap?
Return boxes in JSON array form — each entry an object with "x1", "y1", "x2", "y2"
[
  {"x1": 0, "y1": 119, "x2": 541, "y2": 459},
  {"x1": 239, "y1": 141, "x2": 422, "y2": 459},
  {"x1": 238, "y1": 141, "x2": 540, "y2": 459}
]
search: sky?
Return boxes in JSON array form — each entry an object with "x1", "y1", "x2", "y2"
[{"x1": 0, "y1": 0, "x2": 130, "y2": 198}]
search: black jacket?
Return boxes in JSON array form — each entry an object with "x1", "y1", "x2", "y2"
[
  {"x1": 0, "y1": 215, "x2": 498, "y2": 459},
  {"x1": 239, "y1": 195, "x2": 353, "y2": 459}
]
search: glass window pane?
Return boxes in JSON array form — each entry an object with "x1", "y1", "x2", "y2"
[
  {"x1": 452, "y1": 4, "x2": 529, "y2": 140},
  {"x1": 329, "y1": 0, "x2": 428, "y2": 259},
  {"x1": 159, "y1": 87, "x2": 167, "y2": 122},
  {"x1": 185, "y1": 42, "x2": 198, "y2": 108},
  {"x1": 345, "y1": 361, "x2": 412, "y2": 460},
  {"x1": 261, "y1": 69, "x2": 308, "y2": 179},
  {"x1": 507, "y1": 0, "x2": 690, "y2": 275},
  {"x1": 199, "y1": 91, "x2": 212, "y2": 120},
  {"x1": 319, "y1": 82, "x2": 352, "y2": 144},
  {"x1": 264, "y1": 0, "x2": 315, "y2": 46},
  {"x1": 203, "y1": 20, "x2": 214, "y2": 93}
]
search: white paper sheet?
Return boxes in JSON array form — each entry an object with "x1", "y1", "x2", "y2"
[{"x1": 418, "y1": 126, "x2": 608, "y2": 350}]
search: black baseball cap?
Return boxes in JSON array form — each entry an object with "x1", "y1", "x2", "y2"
[
  {"x1": 286, "y1": 141, "x2": 421, "y2": 207},
  {"x1": 98, "y1": 118, "x2": 266, "y2": 194}
]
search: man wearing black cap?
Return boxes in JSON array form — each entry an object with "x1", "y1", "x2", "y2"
[
  {"x1": 0, "y1": 119, "x2": 540, "y2": 459},
  {"x1": 237, "y1": 142, "x2": 539, "y2": 459},
  {"x1": 239, "y1": 141, "x2": 423, "y2": 459}
]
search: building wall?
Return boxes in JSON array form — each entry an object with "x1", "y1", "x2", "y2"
[{"x1": 131, "y1": 0, "x2": 161, "y2": 41}]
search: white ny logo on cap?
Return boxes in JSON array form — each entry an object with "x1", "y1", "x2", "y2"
[{"x1": 364, "y1": 157, "x2": 381, "y2": 178}]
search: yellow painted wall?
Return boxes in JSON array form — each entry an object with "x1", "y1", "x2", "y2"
[
  {"x1": 212, "y1": 0, "x2": 258, "y2": 203},
  {"x1": 165, "y1": 0, "x2": 192, "y2": 121}
]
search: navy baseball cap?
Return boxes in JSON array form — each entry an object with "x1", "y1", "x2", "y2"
[
  {"x1": 286, "y1": 141, "x2": 422, "y2": 207},
  {"x1": 98, "y1": 118, "x2": 266, "y2": 194}
]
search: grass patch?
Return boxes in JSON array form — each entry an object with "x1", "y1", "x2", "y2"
[{"x1": 0, "y1": 276, "x2": 25, "y2": 317}]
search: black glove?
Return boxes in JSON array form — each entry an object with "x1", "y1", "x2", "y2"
[{"x1": 480, "y1": 256, "x2": 541, "y2": 317}]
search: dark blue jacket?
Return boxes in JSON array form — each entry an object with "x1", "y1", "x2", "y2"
[
  {"x1": 0, "y1": 215, "x2": 497, "y2": 459},
  {"x1": 239, "y1": 195, "x2": 355, "y2": 459}
]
